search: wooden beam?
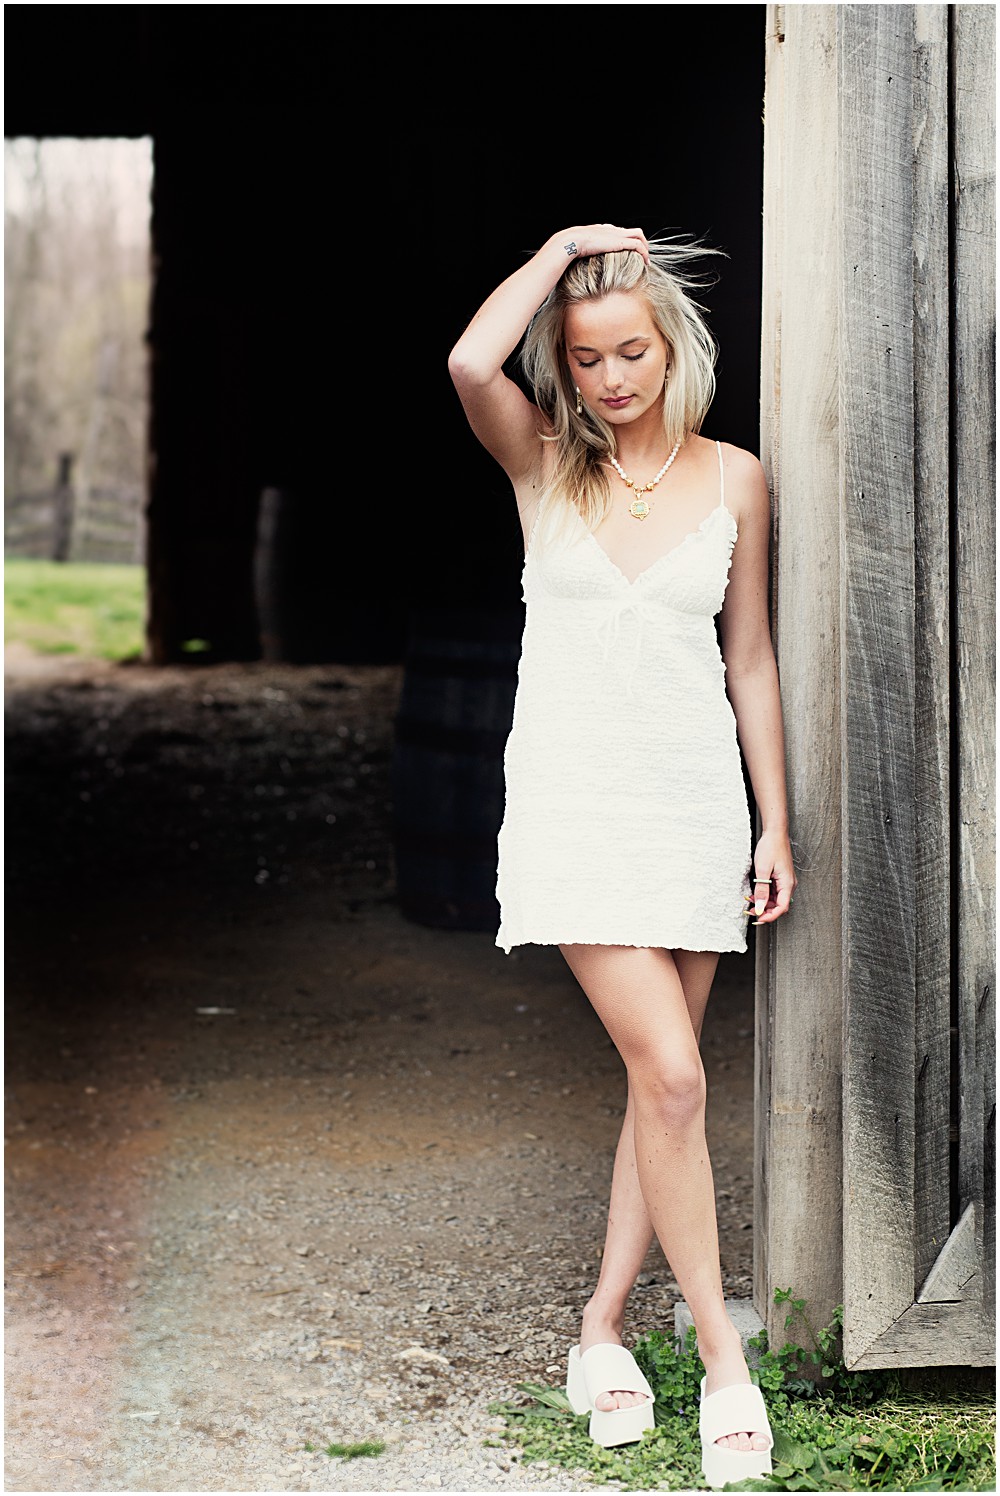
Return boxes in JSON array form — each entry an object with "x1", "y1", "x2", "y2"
[
  {"x1": 847, "y1": 1295, "x2": 994, "y2": 1369},
  {"x1": 839, "y1": 2, "x2": 918, "y2": 1370},
  {"x1": 952, "y1": 1, "x2": 997, "y2": 1332},
  {"x1": 911, "y1": 2, "x2": 954, "y2": 1295},
  {"x1": 917, "y1": 1202, "x2": 978, "y2": 1302},
  {"x1": 756, "y1": 2, "x2": 845, "y2": 1344}
]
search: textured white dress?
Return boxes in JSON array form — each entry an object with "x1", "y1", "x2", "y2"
[{"x1": 495, "y1": 439, "x2": 753, "y2": 955}]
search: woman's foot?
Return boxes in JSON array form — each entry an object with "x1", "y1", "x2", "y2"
[
  {"x1": 579, "y1": 1299, "x2": 648, "y2": 1412},
  {"x1": 700, "y1": 1323, "x2": 770, "y2": 1451}
]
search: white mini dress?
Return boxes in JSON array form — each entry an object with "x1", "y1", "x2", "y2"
[{"x1": 495, "y1": 439, "x2": 753, "y2": 955}]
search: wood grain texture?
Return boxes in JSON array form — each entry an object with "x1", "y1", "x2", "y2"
[
  {"x1": 839, "y1": 3, "x2": 918, "y2": 1368},
  {"x1": 847, "y1": 1295, "x2": 995, "y2": 1369},
  {"x1": 758, "y1": 2, "x2": 994, "y2": 1368},
  {"x1": 756, "y1": 2, "x2": 845, "y2": 1345},
  {"x1": 917, "y1": 1202, "x2": 978, "y2": 1302},
  {"x1": 952, "y1": 1, "x2": 996, "y2": 1331},
  {"x1": 911, "y1": 2, "x2": 953, "y2": 1297},
  {"x1": 754, "y1": 4, "x2": 784, "y2": 1329}
]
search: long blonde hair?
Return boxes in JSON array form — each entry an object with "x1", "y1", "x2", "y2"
[{"x1": 521, "y1": 234, "x2": 727, "y2": 551}]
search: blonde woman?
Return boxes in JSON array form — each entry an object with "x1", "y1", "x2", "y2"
[{"x1": 448, "y1": 224, "x2": 795, "y2": 1488}]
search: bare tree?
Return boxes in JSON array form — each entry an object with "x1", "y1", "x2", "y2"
[{"x1": 4, "y1": 138, "x2": 153, "y2": 561}]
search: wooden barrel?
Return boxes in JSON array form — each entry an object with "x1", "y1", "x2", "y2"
[{"x1": 391, "y1": 606, "x2": 523, "y2": 931}]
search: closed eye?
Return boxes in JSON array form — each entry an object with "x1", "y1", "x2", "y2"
[{"x1": 576, "y1": 351, "x2": 646, "y2": 369}]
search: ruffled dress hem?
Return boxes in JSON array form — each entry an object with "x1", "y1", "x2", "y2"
[{"x1": 495, "y1": 925, "x2": 749, "y2": 957}]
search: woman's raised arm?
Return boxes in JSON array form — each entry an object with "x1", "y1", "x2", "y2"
[{"x1": 448, "y1": 224, "x2": 649, "y2": 482}]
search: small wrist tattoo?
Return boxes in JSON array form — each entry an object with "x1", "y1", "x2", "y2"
[{"x1": 563, "y1": 240, "x2": 578, "y2": 258}]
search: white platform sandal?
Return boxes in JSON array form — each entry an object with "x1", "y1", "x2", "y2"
[
  {"x1": 698, "y1": 1375, "x2": 774, "y2": 1489},
  {"x1": 566, "y1": 1342, "x2": 656, "y2": 1448}
]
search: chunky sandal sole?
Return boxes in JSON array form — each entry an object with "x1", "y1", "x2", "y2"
[
  {"x1": 566, "y1": 1343, "x2": 655, "y2": 1448},
  {"x1": 699, "y1": 1375, "x2": 773, "y2": 1489}
]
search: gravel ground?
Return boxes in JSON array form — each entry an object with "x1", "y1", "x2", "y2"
[{"x1": 4, "y1": 647, "x2": 757, "y2": 1493}]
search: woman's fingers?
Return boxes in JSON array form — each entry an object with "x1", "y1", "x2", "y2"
[
  {"x1": 749, "y1": 866, "x2": 797, "y2": 924},
  {"x1": 772, "y1": 869, "x2": 795, "y2": 918},
  {"x1": 751, "y1": 872, "x2": 772, "y2": 919},
  {"x1": 746, "y1": 832, "x2": 797, "y2": 925},
  {"x1": 571, "y1": 224, "x2": 650, "y2": 263}
]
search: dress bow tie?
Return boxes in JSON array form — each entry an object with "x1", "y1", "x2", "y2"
[{"x1": 591, "y1": 595, "x2": 665, "y2": 700}]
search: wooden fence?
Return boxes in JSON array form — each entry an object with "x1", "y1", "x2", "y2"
[{"x1": 5, "y1": 456, "x2": 145, "y2": 566}]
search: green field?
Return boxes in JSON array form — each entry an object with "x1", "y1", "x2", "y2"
[{"x1": 4, "y1": 557, "x2": 147, "y2": 660}]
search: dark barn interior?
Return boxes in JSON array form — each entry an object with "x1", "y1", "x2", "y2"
[
  {"x1": 5, "y1": 4, "x2": 766, "y2": 666},
  {"x1": 6, "y1": 2, "x2": 767, "y2": 927},
  {"x1": 4, "y1": 8, "x2": 771, "y2": 1485}
]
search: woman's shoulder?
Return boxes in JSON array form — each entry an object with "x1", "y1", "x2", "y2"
[
  {"x1": 710, "y1": 437, "x2": 766, "y2": 478},
  {"x1": 709, "y1": 436, "x2": 766, "y2": 496},
  {"x1": 687, "y1": 433, "x2": 763, "y2": 474},
  {"x1": 708, "y1": 439, "x2": 769, "y2": 523}
]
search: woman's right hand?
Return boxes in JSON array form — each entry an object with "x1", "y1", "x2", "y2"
[{"x1": 554, "y1": 223, "x2": 651, "y2": 265}]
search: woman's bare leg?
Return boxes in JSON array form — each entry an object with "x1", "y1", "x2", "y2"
[
  {"x1": 560, "y1": 943, "x2": 767, "y2": 1452},
  {"x1": 576, "y1": 951, "x2": 718, "y2": 1411}
]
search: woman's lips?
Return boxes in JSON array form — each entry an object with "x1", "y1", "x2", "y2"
[{"x1": 602, "y1": 396, "x2": 633, "y2": 408}]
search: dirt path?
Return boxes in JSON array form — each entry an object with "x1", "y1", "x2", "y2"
[{"x1": 4, "y1": 648, "x2": 757, "y2": 1492}]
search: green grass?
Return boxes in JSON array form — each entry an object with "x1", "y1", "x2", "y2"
[
  {"x1": 4, "y1": 557, "x2": 147, "y2": 660},
  {"x1": 303, "y1": 1440, "x2": 385, "y2": 1460},
  {"x1": 492, "y1": 1299, "x2": 996, "y2": 1492}
]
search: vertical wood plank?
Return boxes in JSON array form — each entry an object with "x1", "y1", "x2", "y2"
[
  {"x1": 756, "y1": 2, "x2": 845, "y2": 1344},
  {"x1": 839, "y1": 4, "x2": 918, "y2": 1367},
  {"x1": 754, "y1": 0, "x2": 783, "y2": 1334},
  {"x1": 952, "y1": 2, "x2": 996, "y2": 1323},
  {"x1": 911, "y1": 3, "x2": 953, "y2": 1293}
]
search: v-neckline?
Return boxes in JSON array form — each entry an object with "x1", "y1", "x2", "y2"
[{"x1": 578, "y1": 504, "x2": 736, "y2": 588}]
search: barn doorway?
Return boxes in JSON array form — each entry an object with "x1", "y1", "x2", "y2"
[
  {"x1": 3, "y1": 12, "x2": 776, "y2": 1476},
  {"x1": 4, "y1": 136, "x2": 153, "y2": 662}
]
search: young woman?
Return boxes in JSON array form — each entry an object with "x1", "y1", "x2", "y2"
[{"x1": 448, "y1": 223, "x2": 796, "y2": 1488}]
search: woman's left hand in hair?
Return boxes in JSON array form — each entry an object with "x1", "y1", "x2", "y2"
[{"x1": 748, "y1": 828, "x2": 797, "y2": 923}]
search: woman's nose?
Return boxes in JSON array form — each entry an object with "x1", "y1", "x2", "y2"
[{"x1": 604, "y1": 362, "x2": 625, "y2": 390}]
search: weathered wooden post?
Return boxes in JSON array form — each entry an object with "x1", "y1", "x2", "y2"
[
  {"x1": 757, "y1": 2, "x2": 994, "y2": 1368},
  {"x1": 51, "y1": 453, "x2": 74, "y2": 562},
  {"x1": 253, "y1": 488, "x2": 303, "y2": 663}
]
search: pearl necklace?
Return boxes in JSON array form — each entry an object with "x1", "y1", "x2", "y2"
[{"x1": 609, "y1": 439, "x2": 683, "y2": 520}]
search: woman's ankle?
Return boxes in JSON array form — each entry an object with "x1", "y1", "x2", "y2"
[
  {"x1": 693, "y1": 1315, "x2": 745, "y2": 1364},
  {"x1": 580, "y1": 1293, "x2": 627, "y2": 1343}
]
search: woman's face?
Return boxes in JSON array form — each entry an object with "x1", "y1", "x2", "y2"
[{"x1": 563, "y1": 292, "x2": 669, "y2": 427}]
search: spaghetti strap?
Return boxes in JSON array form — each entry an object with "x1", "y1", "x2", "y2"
[{"x1": 715, "y1": 439, "x2": 725, "y2": 509}]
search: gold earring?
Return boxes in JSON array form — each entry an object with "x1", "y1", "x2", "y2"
[{"x1": 575, "y1": 386, "x2": 583, "y2": 416}]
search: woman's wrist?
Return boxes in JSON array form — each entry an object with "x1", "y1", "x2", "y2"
[
  {"x1": 538, "y1": 231, "x2": 583, "y2": 271},
  {"x1": 758, "y1": 818, "x2": 790, "y2": 839},
  {"x1": 554, "y1": 231, "x2": 582, "y2": 260}
]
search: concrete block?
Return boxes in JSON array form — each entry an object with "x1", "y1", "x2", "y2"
[{"x1": 674, "y1": 1298, "x2": 766, "y2": 1368}]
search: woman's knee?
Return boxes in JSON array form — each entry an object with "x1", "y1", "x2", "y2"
[{"x1": 629, "y1": 1048, "x2": 706, "y2": 1127}]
